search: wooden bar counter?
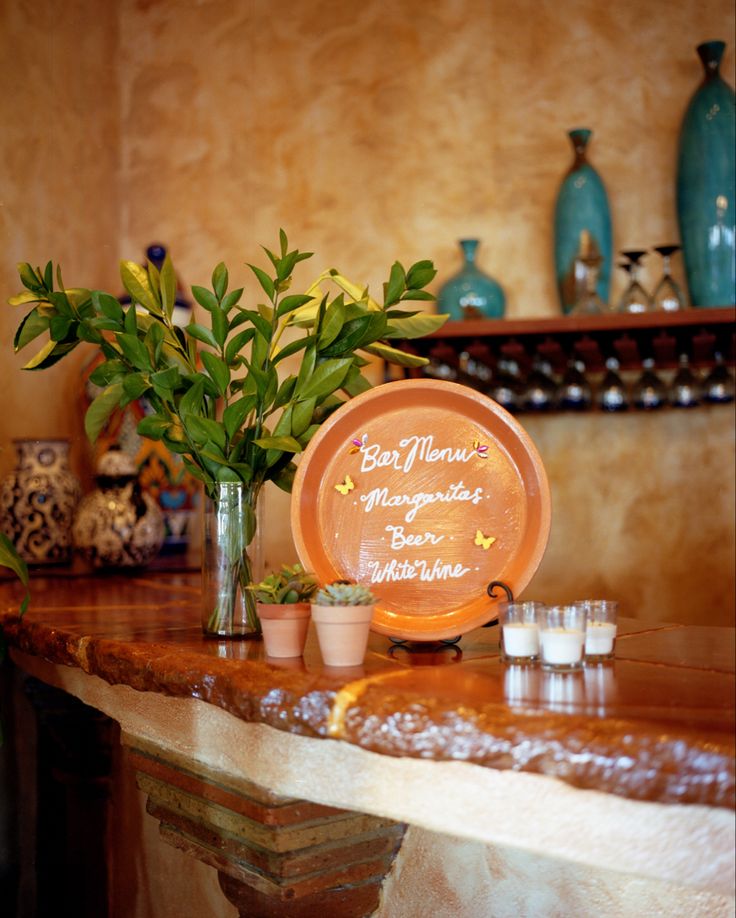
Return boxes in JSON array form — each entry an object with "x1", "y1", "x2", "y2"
[{"x1": 1, "y1": 571, "x2": 734, "y2": 917}]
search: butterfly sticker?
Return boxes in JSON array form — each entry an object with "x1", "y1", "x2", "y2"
[
  {"x1": 473, "y1": 438, "x2": 489, "y2": 459},
  {"x1": 474, "y1": 529, "x2": 496, "y2": 550},
  {"x1": 348, "y1": 434, "x2": 368, "y2": 455},
  {"x1": 334, "y1": 474, "x2": 355, "y2": 495}
]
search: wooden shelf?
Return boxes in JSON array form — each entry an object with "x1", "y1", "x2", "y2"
[{"x1": 402, "y1": 307, "x2": 735, "y2": 374}]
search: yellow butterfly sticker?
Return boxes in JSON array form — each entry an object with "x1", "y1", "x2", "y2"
[
  {"x1": 474, "y1": 529, "x2": 496, "y2": 550},
  {"x1": 334, "y1": 474, "x2": 355, "y2": 495}
]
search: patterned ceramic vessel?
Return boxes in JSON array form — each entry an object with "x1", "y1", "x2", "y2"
[
  {"x1": 437, "y1": 239, "x2": 506, "y2": 320},
  {"x1": 0, "y1": 439, "x2": 81, "y2": 564},
  {"x1": 72, "y1": 448, "x2": 165, "y2": 568}
]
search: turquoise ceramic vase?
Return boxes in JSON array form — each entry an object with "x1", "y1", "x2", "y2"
[
  {"x1": 676, "y1": 41, "x2": 735, "y2": 308},
  {"x1": 437, "y1": 239, "x2": 505, "y2": 320},
  {"x1": 553, "y1": 129, "x2": 612, "y2": 314}
]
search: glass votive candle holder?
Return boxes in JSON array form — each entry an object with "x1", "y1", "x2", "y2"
[
  {"x1": 539, "y1": 605, "x2": 586, "y2": 671},
  {"x1": 498, "y1": 601, "x2": 544, "y2": 664},
  {"x1": 577, "y1": 599, "x2": 618, "y2": 662}
]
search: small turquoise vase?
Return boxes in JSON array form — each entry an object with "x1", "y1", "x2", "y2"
[
  {"x1": 553, "y1": 129, "x2": 612, "y2": 314},
  {"x1": 676, "y1": 41, "x2": 735, "y2": 308},
  {"x1": 437, "y1": 239, "x2": 505, "y2": 320}
]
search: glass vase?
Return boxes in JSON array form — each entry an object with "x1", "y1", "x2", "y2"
[
  {"x1": 676, "y1": 41, "x2": 735, "y2": 308},
  {"x1": 201, "y1": 482, "x2": 264, "y2": 639},
  {"x1": 554, "y1": 129, "x2": 612, "y2": 314}
]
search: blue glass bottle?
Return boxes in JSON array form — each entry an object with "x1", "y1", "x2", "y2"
[
  {"x1": 676, "y1": 41, "x2": 736, "y2": 308},
  {"x1": 437, "y1": 239, "x2": 505, "y2": 320},
  {"x1": 554, "y1": 129, "x2": 612, "y2": 314}
]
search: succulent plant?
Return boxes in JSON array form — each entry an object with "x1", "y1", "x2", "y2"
[
  {"x1": 314, "y1": 581, "x2": 376, "y2": 607},
  {"x1": 249, "y1": 563, "x2": 319, "y2": 604}
]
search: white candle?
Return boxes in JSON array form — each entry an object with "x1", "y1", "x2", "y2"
[
  {"x1": 541, "y1": 627, "x2": 585, "y2": 665},
  {"x1": 585, "y1": 621, "x2": 617, "y2": 656},
  {"x1": 503, "y1": 622, "x2": 540, "y2": 658}
]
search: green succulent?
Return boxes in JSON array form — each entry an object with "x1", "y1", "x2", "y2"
[
  {"x1": 249, "y1": 563, "x2": 319, "y2": 604},
  {"x1": 314, "y1": 581, "x2": 376, "y2": 607}
]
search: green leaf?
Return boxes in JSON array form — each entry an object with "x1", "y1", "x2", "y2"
[
  {"x1": 399, "y1": 289, "x2": 436, "y2": 302},
  {"x1": 279, "y1": 229, "x2": 288, "y2": 257},
  {"x1": 384, "y1": 312, "x2": 449, "y2": 339},
  {"x1": 137, "y1": 415, "x2": 171, "y2": 440},
  {"x1": 14, "y1": 307, "x2": 50, "y2": 351},
  {"x1": 89, "y1": 359, "x2": 126, "y2": 386},
  {"x1": 291, "y1": 396, "x2": 315, "y2": 436},
  {"x1": 216, "y1": 466, "x2": 242, "y2": 483},
  {"x1": 92, "y1": 291, "x2": 124, "y2": 323},
  {"x1": 295, "y1": 340, "x2": 316, "y2": 390},
  {"x1": 85, "y1": 382, "x2": 124, "y2": 442},
  {"x1": 124, "y1": 303, "x2": 138, "y2": 335},
  {"x1": 120, "y1": 260, "x2": 162, "y2": 314},
  {"x1": 116, "y1": 332, "x2": 151, "y2": 370},
  {"x1": 297, "y1": 357, "x2": 353, "y2": 400},
  {"x1": 320, "y1": 313, "x2": 386, "y2": 357},
  {"x1": 384, "y1": 261, "x2": 406, "y2": 306},
  {"x1": 151, "y1": 366, "x2": 180, "y2": 389},
  {"x1": 406, "y1": 260, "x2": 437, "y2": 289},
  {"x1": 222, "y1": 395, "x2": 256, "y2": 440},
  {"x1": 160, "y1": 254, "x2": 177, "y2": 319},
  {"x1": 212, "y1": 263, "x2": 228, "y2": 301},
  {"x1": 122, "y1": 373, "x2": 150, "y2": 401},
  {"x1": 221, "y1": 287, "x2": 244, "y2": 313},
  {"x1": 145, "y1": 321, "x2": 165, "y2": 364},
  {"x1": 0, "y1": 532, "x2": 29, "y2": 588},
  {"x1": 185, "y1": 323, "x2": 217, "y2": 348},
  {"x1": 22, "y1": 339, "x2": 77, "y2": 370},
  {"x1": 8, "y1": 290, "x2": 42, "y2": 307},
  {"x1": 183, "y1": 414, "x2": 227, "y2": 451},
  {"x1": 272, "y1": 461, "x2": 297, "y2": 494},
  {"x1": 341, "y1": 366, "x2": 372, "y2": 397},
  {"x1": 225, "y1": 328, "x2": 255, "y2": 365},
  {"x1": 191, "y1": 285, "x2": 219, "y2": 312},
  {"x1": 18, "y1": 262, "x2": 43, "y2": 293},
  {"x1": 273, "y1": 337, "x2": 309, "y2": 364},
  {"x1": 276, "y1": 293, "x2": 313, "y2": 318},
  {"x1": 211, "y1": 306, "x2": 228, "y2": 349},
  {"x1": 182, "y1": 457, "x2": 212, "y2": 487},
  {"x1": 247, "y1": 264, "x2": 275, "y2": 301},
  {"x1": 253, "y1": 435, "x2": 303, "y2": 453},
  {"x1": 201, "y1": 351, "x2": 230, "y2": 396},
  {"x1": 361, "y1": 342, "x2": 429, "y2": 368},
  {"x1": 237, "y1": 309, "x2": 272, "y2": 344},
  {"x1": 179, "y1": 376, "x2": 206, "y2": 415},
  {"x1": 318, "y1": 296, "x2": 347, "y2": 349},
  {"x1": 273, "y1": 375, "x2": 297, "y2": 410}
]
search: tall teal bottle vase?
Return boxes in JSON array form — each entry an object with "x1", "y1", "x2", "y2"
[
  {"x1": 676, "y1": 41, "x2": 736, "y2": 308},
  {"x1": 436, "y1": 239, "x2": 505, "y2": 320},
  {"x1": 554, "y1": 129, "x2": 613, "y2": 314}
]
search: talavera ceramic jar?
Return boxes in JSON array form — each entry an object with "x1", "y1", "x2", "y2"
[
  {"x1": 0, "y1": 439, "x2": 81, "y2": 565},
  {"x1": 73, "y1": 448, "x2": 165, "y2": 568}
]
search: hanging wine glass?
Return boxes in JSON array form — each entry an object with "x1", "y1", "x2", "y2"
[
  {"x1": 558, "y1": 360, "x2": 592, "y2": 411},
  {"x1": 522, "y1": 358, "x2": 558, "y2": 412},
  {"x1": 652, "y1": 245, "x2": 688, "y2": 312},
  {"x1": 617, "y1": 250, "x2": 652, "y2": 313}
]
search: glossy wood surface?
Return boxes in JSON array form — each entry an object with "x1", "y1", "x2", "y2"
[{"x1": 1, "y1": 571, "x2": 733, "y2": 809}]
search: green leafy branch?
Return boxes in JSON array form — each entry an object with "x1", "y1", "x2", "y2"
[{"x1": 9, "y1": 231, "x2": 446, "y2": 504}]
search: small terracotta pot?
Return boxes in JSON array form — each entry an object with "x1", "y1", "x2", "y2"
[
  {"x1": 257, "y1": 603, "x2": 311, "y2": 658},
  {"x1": 311, "y1": 604, "x2": 374, "y2": 667}
]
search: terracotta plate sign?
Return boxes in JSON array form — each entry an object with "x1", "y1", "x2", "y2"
[{"x1": 291, "y1": 379, "x2": 551, "y2": 641}]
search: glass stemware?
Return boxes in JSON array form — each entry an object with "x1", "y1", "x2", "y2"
[
  {"x1": 597, "y1": 357, "x2": 629, "y2": 412},
  {"x1": 558, "y1": 360, "x2": 592, "y2": 410},
  {"x1": 523, "y1": 359, "x2": 558, "y2": 412},
  {"x1": 652, "y1": 245, "x2": 687, "y2": 312},
  {"x1": 632, "y1": 359, "x2": 666, "y2": 409},
  {"x1": 570, "y1": 251, "x2": 615, "y2": 315},
  {"x1": 703, "y1": 354, "x2": 735, "y2": 403},
  {"x1": 617, "y1": 250, "x2": 652, "y2": 313},
  {"x1": 670, "y1": 354, "x2": 701, "y2": 408}
]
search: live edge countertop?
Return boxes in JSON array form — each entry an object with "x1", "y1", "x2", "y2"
[{"x1": 0, "y1": 570, "x2": 733, "y2": 811}]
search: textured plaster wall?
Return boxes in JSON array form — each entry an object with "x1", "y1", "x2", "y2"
[{"x1": 1, "y1": 0, "x2": 734, "y2": 625}]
